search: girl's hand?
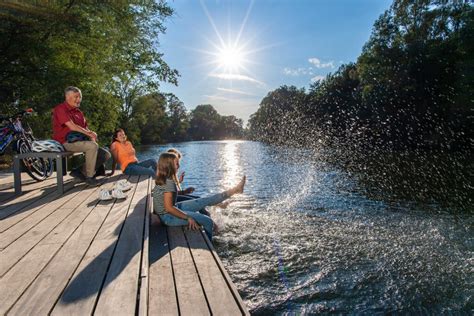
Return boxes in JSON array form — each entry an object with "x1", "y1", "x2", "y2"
[
  {"x1": 183, "y1": 187, "x2": 195, "y2": 194},
  {"x1": 179, "y1": 171, "x2": 185, "y2": 183},
  {"x1": 187, "y1": 217, "x2": 199, "y2": 230}
]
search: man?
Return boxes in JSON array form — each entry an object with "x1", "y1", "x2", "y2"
[{"x1": 52, "y1": 86, "x2": 110, "y2": 186}]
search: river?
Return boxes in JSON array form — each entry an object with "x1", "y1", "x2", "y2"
[{"x1": 137, "y1": 140, "x2": 472, "y2": 314}]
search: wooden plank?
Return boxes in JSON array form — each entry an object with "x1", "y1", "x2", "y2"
[
  {"x1": 0, "y1": 175, "x2": 55, "y2": 205},
  {"x1": 94, "y1": 176, "x2": 149, "y2": 315},
  {"x1": 0, "y1": 179, "x2": 81, "y2": 233},
  {"x1": 0, "y1": 184, "x2": 87, "y2": 249},
  {"x1": 168, "y1": 226, "x2": 210, "y2": 316},
  {"x1": 148, "y1": 225, "x2": 179, "y2": 316},
  {"x1": 184, "y1": 229, "x2": 244, "y2": 315},
  {"x1": 203, "y1": 233, "x2": 249, "y2": 315},
  {"x1": 0, "y1": 178, "x2": 103, "y2": 276},
  {"x1": 138, "y1": 177, "x2": 151, "y2": 316},
  {"x1": 0, "y1": 183, "x2": 106, "y2": 314},
  {"x1": 0, "y1": 203, "x2": 78, "y2": 276},
  {"x1": 51, "y1": 176, "x2": 141, "y2": 316},
  {"x1": 0, "y1": 172, "x2": 34, "y2": 192},
  {"x1": 0, "y1": 176, "x2": 75, "y2": 220},
  {"x1": 7, "y1": 180, "x2": 117, "y2": 315},
  {"x1": 0, "y1": 173, "x2": 70, "y2": 205}
]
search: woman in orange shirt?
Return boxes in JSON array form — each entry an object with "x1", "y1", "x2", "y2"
[{"x1": 109, "y1": 128, "x2": 157, "y2": 178}]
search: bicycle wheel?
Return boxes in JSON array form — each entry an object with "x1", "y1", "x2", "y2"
[
  {"x1": 25, "y1": 133, "x2": 54, "y2": 177},
  {"x1": 17, "y1": 138, "x2": 48, "y2": 181}
]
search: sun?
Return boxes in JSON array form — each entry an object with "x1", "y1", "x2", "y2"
[{"x1": 217, "y1": 45, "x2": 244, "y2": 69}]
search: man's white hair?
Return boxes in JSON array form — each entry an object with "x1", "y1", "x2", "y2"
[{"x1": 64, "y1": 86, "x2": 81, "y2": 95}]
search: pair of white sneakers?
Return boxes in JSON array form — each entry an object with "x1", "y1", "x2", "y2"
[{"x1": 98, "y1": 180, "x2": 133, "y2": 201}]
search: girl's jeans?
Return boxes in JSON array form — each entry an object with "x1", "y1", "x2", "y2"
[
  {"x1": 159, "y1": 192, "x2": 229, "y2": 240},
  {"x1": 124, "y1": 159, "x2": 157, "y2": 178}
]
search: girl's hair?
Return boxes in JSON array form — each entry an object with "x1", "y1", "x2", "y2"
[
  {"x1": 155, "y1": 152, "x2": 178, "y2": 185},
  {"x1": 167, "y1": 148, "x2": 182, "y2": 159},
  {"x1": 111, "y1": 128, "x2": 125, "y2": 145}
]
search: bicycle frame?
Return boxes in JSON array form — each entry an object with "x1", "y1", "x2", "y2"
[
  {"x1": 0, "y1": 108, "x2": 53, "y2": 181},
  {"x1": 0, "y1": 111, "x2": 31, "y2": 154}
]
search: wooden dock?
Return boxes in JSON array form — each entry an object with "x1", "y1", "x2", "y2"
[{"x1": 0, "y1": 172, "x2": 248, "y2": 315}]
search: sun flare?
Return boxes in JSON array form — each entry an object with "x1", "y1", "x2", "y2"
[{"x1": 217, "y1": 46, "x2": 244, "y2": 69}]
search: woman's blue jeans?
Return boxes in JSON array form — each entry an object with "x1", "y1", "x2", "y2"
[
  {"x1": 159, "y1": 192, "x2": 229, "y2": 240},
  {"x1": 124, "y1": 159, "x2": 157, "y2": 178}
]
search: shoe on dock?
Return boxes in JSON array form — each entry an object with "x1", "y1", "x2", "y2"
[
  {"x1": 115, "y1": 179, "x2": 133, "y2": 191},
  {"x1": 111, "y1": 188, "x2": 127, "y2": 199},
  {"x1": 99, "y1": 189, "x2": 113, "y2": 201}
]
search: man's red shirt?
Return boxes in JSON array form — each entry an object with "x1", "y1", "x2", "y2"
[{"x1": 52, "y1": 102, "x2": 88, "y2": 144}]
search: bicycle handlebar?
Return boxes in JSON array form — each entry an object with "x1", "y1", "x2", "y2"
[{"x1": 0, "y1": 108, "x2": 34, "y2": 122}]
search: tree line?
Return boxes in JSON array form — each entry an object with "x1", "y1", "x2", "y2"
[
  {"x1": 0, "y1": 1, "x2": 243, "y2": 148},
  {"x1": 247, "y1": 0, "x2": 473, "y2": 152}
]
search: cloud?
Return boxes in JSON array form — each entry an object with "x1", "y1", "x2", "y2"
[
  {"x1": 308, "y1": 57, "x2": 334, "y2": 68},
  {"x1": 311, "y1": 75, "x2": 325, "y2": 82},
  {"x1": 283, "y1": 67, "x2": 314, "y2": 76},
  {"x1": 283, "y1": 57, "x2": 335, "y2": 78},
  {"x1": 209, "y1": 73, "x2": 264, "y2": 85},
  {"x1": 203, "y1": 94, "x2": 233, "y2": 102},
  {"x1": 217, "y1": 87, "x2": 256, "y2": 96}
]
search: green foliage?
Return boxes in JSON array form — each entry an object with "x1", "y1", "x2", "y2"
[
  {"x1": 188, "y1": 104, "x2": 244, "y2": 141},
  {"x1": 162, "y1": 93, "x2": 190, "y2": 142},
  {"x1": 248, "y1": 0, "x2": 473, "y2": 151},
  {"x1": 0, "y1": 1, "x2": 177, "y2": 144},
  {"x1": 0, "y1": 1, "x2": 243, "y2": 148},
  {"x1": 248, "y1": 85, "x2": 307, "y2": 144}
]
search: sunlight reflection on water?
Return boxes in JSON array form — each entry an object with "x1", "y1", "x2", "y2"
[{"x1": 219, "y1": 140, "x2": 242, "y2": 188}]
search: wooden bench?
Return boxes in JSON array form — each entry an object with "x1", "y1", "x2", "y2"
[{"x1": 13, "y1": 151, "x2": 83, "y2": 195}]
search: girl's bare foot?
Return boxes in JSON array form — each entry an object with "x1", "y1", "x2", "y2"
[
  {"x1": 236, "y1": 175, "x2": 246, "y2": 193},
  {"x1": 227, "y1": 176, "x2": 246, "y2": 196}
]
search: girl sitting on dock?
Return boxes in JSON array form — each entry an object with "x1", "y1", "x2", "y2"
[
  {"x1": 166, "y1": 148, "x2": 195, "y2": 197},
  {"x1": 109, "y1": 128, "x2": 157, "y2": 178},
  {"x1": 153, "y1": 152, "x2": 245, "y2": 240}
]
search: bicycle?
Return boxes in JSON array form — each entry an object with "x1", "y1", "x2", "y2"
[{"x1": 0, "y1": 108, "x2": 53, "y2": 181}]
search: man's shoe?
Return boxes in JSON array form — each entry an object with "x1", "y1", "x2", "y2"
[
  {"x1": 85, "y1": 177, "x2": 100, "y2": 186},
  {"x1": 94, "y1": 164, "x2": 106, "y2": 178},
  {"x1": 70, "y1": 168, "x2": 86, "y2": 180}
]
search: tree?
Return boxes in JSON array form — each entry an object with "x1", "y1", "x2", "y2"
[
  {"x1": 0, "y1": 1, "x2": 178, "y2": 143},
  {"x1": 247, "y1": 86, "x2": 307, "y2": 144},
  {"x1": 162, "y1": 93, "x2": 190, "y2": 142},
  {"x1": 248, "y1": 0, "x2": 473, "y2": 151},
  {"x1": 188, "y1": 104, "x2": 220, "y2": 140},
  {"x1": 188, "y1": 104, "x2": 244, "y2": 140}
]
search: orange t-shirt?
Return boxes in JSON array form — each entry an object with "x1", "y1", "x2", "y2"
[{"x1": 113, "y1": 141, "x2": 138, "y2": 172}]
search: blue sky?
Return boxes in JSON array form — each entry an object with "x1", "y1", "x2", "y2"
[{"x1": 160, "y1": 0, "x2": 393, "y2": 124}]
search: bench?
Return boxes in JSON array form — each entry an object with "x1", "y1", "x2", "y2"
[{"x1": 13, "y1": 151, "x2": 83, "y2": 195}]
